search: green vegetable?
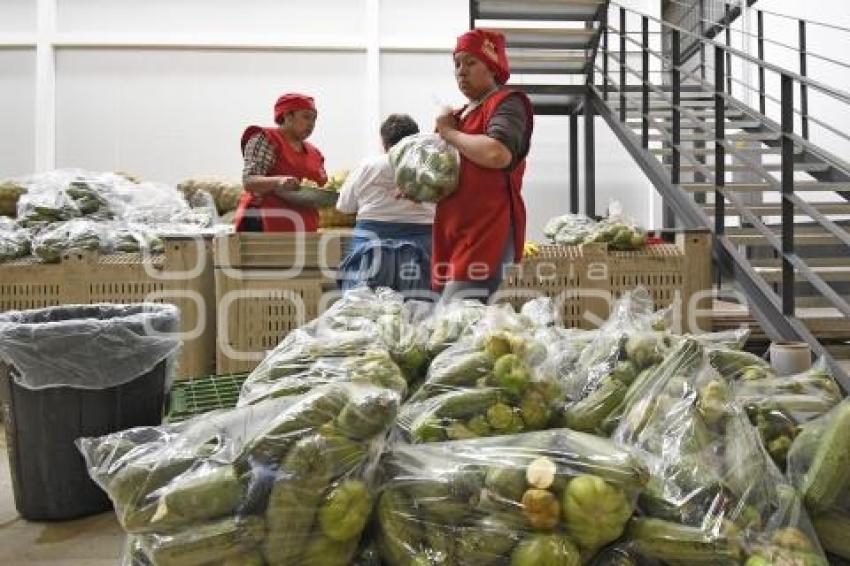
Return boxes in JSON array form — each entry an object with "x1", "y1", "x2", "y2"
[
  {"x1": 487, "y1": 402, "x2": 516, "y2": 431},
  {"x1": 457, "y1": 516, "x2": 522, "y2": 565},
  {"x1": 150, "y1": 465, "x2": 243, "y2": 529},
  {"x1": 562, "y1": 475, "x2": 632, "y2": 551},
  {"x1": 467, "y1": 415, "x2": 493, "y2": 436},
  {"x1": 493, "y1": 353, "x2": 531, "y2": 396},
  {"x1": 375, "y1": 489, "x2": 423, "y2": 566},
  {"x1": 511, "y1": 533, "x2": 581, "y2": 566},
  {"x1": 335, "y1": 389, "x2": 398, "y2": 440},
  {"x1": 263, "y1": 435, "x2": 334, "y2": 566},
  {"x1": 484, "y1": 466, "x2": 527, "y2": 504},
  {"x1": 425, "y1": 350, "x2": 493, "y2": 392},
  {"x1": 697, "y1": 378, "x2": 729, "y2": 426},
  {"x1": 813, "y1": 512, "x2": 850, "y2": 559},
  {"x1": 146, "y1": 516, "x2": 266, "y2": 566},
  {"x1": 563, "y1": 377, "x2": 628, "y2": 433},
  {"x1": 318, "y1": 479, "x2": 371, "y2": 542},
  {"x1": 520, "y1": 391, "x2": 551, "y2": 431},
  {"x1": 709, "y1": 349, "x2": 772, "y2": 380},
  {"x1": 301, "y1": 533, "x2": 359, "y2": 566},
  {"x1": 801, "y1": 399, "x2": 850, "y2": 513},
  {"x1": 628, "y1": 517, "x2": 740, "y2": 564}
]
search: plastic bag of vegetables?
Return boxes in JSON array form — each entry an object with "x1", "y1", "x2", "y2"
[
  {"x1": 389, "y1": 133, "x2": 459, "y2": 203},
  {"x1": 375, "y1": 428, "x2": 649, "y2": 565},
  {"x1": 31, "y1": 219, "x2": 115, "y2": 262},
  {"x1": 0, "y1": 217, "x2": 30, "y2": 262},
  {"x1": 788, "y1": 399, "x2": 850, "y2": 532},
  {"x1": 735, "y1": 359, "x2": 842, "y2": 469},
  {"x1": 563, "y1": 289, "x2": 677, "y2": 435},
  {"x1": 425, "y1": 298, "x2": 487, "y2": 356},
  {"x1": 610, "y1": 345, "x2": 828, "y2": 565},
  {"x1": 543, "y1": 212, "x2": 598, "y2": 245},
  {"x1": 238, "y1": 288, "x2": 421, "y2": 406},
  {"x1": 79, "y1": 382, "x2": 400, "y2": 566}
]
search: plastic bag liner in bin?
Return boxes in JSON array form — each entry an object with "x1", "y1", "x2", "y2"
[
  {"x1": 0, "y1": 303, "x2": 180, "y2": 390},
  {"x1": 0, "y1": 303, "x2": 179, "y2": 520}
]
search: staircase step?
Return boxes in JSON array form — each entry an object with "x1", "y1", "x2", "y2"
[
  {"x1": 649, "y1": 132, "x2": 781, "y2": 142},
  {"x1": 754, "y1": 266, "x2": 850, "y2": 283},
  {"x1": 672, "y1": 162, "x2": 831, "y2": 173},
  {"x1": 749, "y1": 257, "x2": 850, "y2": 268},
  {"x1": 628, "y1": 119, "x2": 764, "y2": 130},
  {"x1": 652, "y1": 146, "x2": 801, "y2": 156},
  {"x1": 726, "y1": 226, "x2": 848, "y2": 246},
  {"x1": 509, "y1": 50, "x2": 588, "y2": 74},
  {"x1": 683, "y1": 182, "x2": 850, "y2": 193},
  {"x1": 474, "y1": 0, "x2": 604, "y2": 22},
  {"x1": 495, "y1": 27, "x2": 597, "y2": 50},
  {"x1": 703, "y1": 202, "x2": 850, "y2": 216},
  {"x1": 526, "y1": 93, "x2": 582, "y2": 114}
]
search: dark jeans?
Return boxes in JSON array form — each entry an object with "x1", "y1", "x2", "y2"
[{"x1": 338, "y1": 220, "x2": 433, "y2": 295}]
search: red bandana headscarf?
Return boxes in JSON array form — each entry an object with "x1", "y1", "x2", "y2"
[
  {"x1": 454, "y1": 29, "x2": 510, "y2": 84},
  {"x1": 274, "y1": 93, "x2": 316, "y2": 123}
]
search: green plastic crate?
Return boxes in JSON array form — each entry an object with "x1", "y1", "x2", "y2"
[{"x1": 165, "y1": 373, "x2": 248, "y2": 423}]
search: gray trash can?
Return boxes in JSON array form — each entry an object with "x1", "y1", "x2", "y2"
[{"x1": 0, "y1": 303, "x2": 179, "y2": 520}]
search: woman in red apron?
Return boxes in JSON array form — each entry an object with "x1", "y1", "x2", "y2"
[
  {"x1": 234, "y1": 92, "x2": 328, "y2": 232},
  {"x1": 432, "y1": 30, "x2": 534, "y2": 302}
]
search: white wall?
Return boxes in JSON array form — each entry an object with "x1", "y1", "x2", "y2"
[{"x1": 2, "y1": 0, "x2": 680, "y2": 239}]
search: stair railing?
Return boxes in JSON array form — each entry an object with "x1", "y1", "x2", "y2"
[{"x1": 593, "y1": 2, "x2": 850, "y2": 387}]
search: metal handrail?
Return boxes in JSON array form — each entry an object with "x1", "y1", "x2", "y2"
[
  {"x1": 756, "y1": 6, "x2": 850, "y2": 35},
  {"x1": 610, "y1": 1, "x2": 850, "y2": 106},
  {"x1": 674, "y1": 11, "x2": 850, "y2": 73}
]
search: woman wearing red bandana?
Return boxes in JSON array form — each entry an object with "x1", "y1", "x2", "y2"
[
  {"x1": 433, "y1": 30, "x2": 534, "y2": 302},
  {"x1": 234, "y1": 92, "x2": 328, "y2": 232}
]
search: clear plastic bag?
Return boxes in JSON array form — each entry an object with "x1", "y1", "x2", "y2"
[
  {"x1": 582, "y1": 201, "x2": 648, "y2": 251},
  {"x1": 389, "y1": 133, "x2": 460, "y2": 203},
  {"x1": 543, "y1": 213, "x2": 597, "y2": 245},
  {"x1": 396, "y1": 303, "x2": 569, "y2": 443},
  {"x1": 0, "y1": 217, "x2": 30, "y2": 262},
  {"x1": 176, "y1": 177, "x2": 243, "y2": 215},
  {"x1": 238, "y1": 288, "x2": 421, "y2": 406},
  {"x1": 563, "y1": 289, "x2": 678, "y2": 435},
  {"x1": 609, "y1": 344, "x2": 828, "y2": 565},
  {"x1": 78, "y1": 382, "x2": 401, "y2": 566},
  {"x1": 0, "y1": 303, "x2": 179, "y2": 390},
  {"x1": 735, "y1": 359, "x2": 842, "y2": 470},
  {"x1": 425, "y1": 299, "x2": 487, "y2": 356},
  {"x1": 15, "y1": 169, "x2": 130, "y2": 228},
  {"x1": 31, "y1": 218, "x2": 115, "y2": 262},
  {"x1": 375, "y1": 428, "x2": 649, "y2": 565}
]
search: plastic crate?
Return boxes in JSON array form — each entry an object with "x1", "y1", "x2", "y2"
[
  {"x1": 0, "y1": 236, "x2": 216, "y2": 380},
  {"x1": 165, "y1": 372, "x2": 248, "y2": 423},
  {"x1": 499, "y1": 230, "x2": 712, "y2": 332}
]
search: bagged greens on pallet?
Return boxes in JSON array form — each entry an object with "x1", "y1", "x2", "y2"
[
  {"x1": 608, "y1": 341, "x2": 829, "y2": 565},
  {"x1": 78, "y1": 382, "x2": 400, "y2": 566},
  {"x1": 375, "y1": 428, "x2": 649, "y2": 565},
  {"x1": 389, "y1": 133, "x2": 459, "y2": 203},
  {"x1": 543, "y1": 212, "x2": 597, "y2": 245}
]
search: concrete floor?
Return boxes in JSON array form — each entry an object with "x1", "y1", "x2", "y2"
[{"x1": 0, "y1": 425, "x2": 125, "y2": 565}]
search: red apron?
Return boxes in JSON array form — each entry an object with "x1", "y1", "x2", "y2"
[
  {"x1": 234, "y1": 126, "x2": 328, "y2": 232},
  {"x1": 432, "y1": 88, "x2": 534, "y2": 289}
]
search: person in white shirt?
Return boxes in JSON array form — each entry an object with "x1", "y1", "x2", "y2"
[{"x1": 336, "y1": 114, "x2": 435, "y2": 295}]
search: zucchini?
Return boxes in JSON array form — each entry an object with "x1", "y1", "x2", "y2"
[
  {"x1": 813, "y1": 512, "x2": 850, "y2": 559},
  {"x1": 627, "y1": 517, "x2": 740, "y2": 564},
  {"x1": 801, "y1": 400, "x2": 850, "y2": 513}
]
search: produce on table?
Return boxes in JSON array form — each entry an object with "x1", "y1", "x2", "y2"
[
  {"x1": 543, "y1": 206, "x2": 647, "y2": 250},
  {"x1": 176, "y1": 177, "x2": 243, "y2": 215},
  {"x1": 78, "y1": 383, "x2": 399, "y2": 566},
  {"x1": 389, "y1": 133, "x2": 460, "y2": 203},
  {"x1": 31, "y1": 219, "x2": 113, "y2": 263}
]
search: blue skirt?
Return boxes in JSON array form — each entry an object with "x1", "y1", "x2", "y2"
[{"x1": 338, "y1": 220, "x2": 433, "y2": 293}]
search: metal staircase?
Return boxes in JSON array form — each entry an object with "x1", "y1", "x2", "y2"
[{"x1": 469, "y1": 0, "x2": 850, "y2": 387}]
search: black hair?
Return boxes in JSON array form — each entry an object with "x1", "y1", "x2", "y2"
[{"x1": 380, "y1": 114, "x2": 420, "y2": 149}]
